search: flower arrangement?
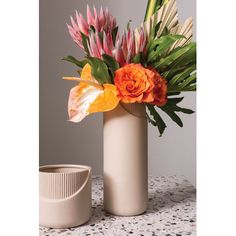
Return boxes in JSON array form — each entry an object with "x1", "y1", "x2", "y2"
[{"x1": 63, "y1": 0, "x2": 196, "y2": 136}]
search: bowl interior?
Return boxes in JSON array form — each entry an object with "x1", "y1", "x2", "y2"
[{"x1": 40, "y1": 166, "x2": 89, "y2": 174}]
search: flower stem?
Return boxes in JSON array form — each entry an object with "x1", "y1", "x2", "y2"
[
  {"x1": 144, "y1": 0, "x2": 168, "y2": 21},
  {"x1": 144, "y1": 0, "x2": 157, "y2": 21}
]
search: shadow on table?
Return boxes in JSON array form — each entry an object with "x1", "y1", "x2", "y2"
[{"x1": 86, "y1": 181, "x2": 196, "y2": 226}]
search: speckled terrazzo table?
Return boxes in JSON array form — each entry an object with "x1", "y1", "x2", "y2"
[{"x1": 39, "y1": 176, "x2": 196, "y2": 236}]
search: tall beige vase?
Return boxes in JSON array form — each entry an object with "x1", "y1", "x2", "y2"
[{"x1": 103, "y1": 103, "x2": 148, "y2": 216}]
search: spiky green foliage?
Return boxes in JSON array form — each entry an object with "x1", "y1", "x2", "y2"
[
  {"x1": 144, "y1": 0, "x2": 196, "y2": 136},
  {"x1": 147, "y1": 97, "x2": 194, "y2": 136}
]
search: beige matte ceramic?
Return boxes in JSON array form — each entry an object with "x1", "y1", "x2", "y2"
[
  {"x1": 39, "y1": 164, "x2": 91, "y2": 228},
  {"x1": 103, "y1": 103, "x2": 148, "y2": 216}
]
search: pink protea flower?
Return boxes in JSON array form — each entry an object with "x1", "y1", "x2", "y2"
[
  {"x1": 67, "y1": 6, "x2": 148, "y2": 67},
  {"x1": 67, "y1": 5, "x2": 117, "y2": 49},
  {"x1": 86, "y1": 27, "x2": 147, "y2": 67},
  {"x1": 113, "y1": 27, "x2": 147, "y2": 66}
]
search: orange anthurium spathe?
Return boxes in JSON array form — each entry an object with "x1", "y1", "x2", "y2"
[{"x1": 63, "y1": 64, "x2": 119, "y2": 122}]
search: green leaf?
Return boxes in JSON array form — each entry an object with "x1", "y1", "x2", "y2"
[
  {"x1": 148, "y1": 34, "x2": 183, "y2": 53},
  {"x1": 168, "y1": 64, "x2": 196, "y2": 87},
  {"x1": 160, "y1": 106, "x2": 183, "y2": 127},
  {"x1": 159, "y1": 96, "x2": 195, "y2": 127},
  {"x1": 167, "y1": 97, "x2": 184, "y2": 105},
  {"x1": 146, "y1": 112, "x2": 157, "y2": 126},
  {"x1": 132, "y1": 53, "x2": 142, "y2": 63},
  {"x1": 182, "y1": 84, "x2": 196, "y2": 91},
  {"x1": 153, "y1": 21, "x2": 162, "y2": 38},
  {"x1": 168, "y1": 73, "x2": 196, "y2": 93},
  {"x1": 174, "y1": 107, "x2": 194, "y2": 114},
  {"x1": 167, "y1": 92, "x2": 181, "y2": 96},
  {"x1": 160, "y1": 26, "x2": 169, "y2": 37},
  {"x1": 166, "y1": 44, "x2": 196, "y2": 72},
  {"x1": 165, "y1": 62, "x2": 195, "y2": 82},
  {"x1": 166, "y1": 97, "x2": 194, "y2": 114},
  {"x1": 102, "y1": 54, "x2": 120, "y2": 71},
  {"x1": 147, "y1": 35, "x2": 184, "y2": 62},
  {"x1": 112, "y1": 26, "x2": 119, "y2": 45},
  {"x1": 62, "y1": 56, "x2": 87, "y2": 68},
  {"x1": 81, "y1": 32, "x2": 90, "y2": 55},
  {"x1": 147, "y1": 104, "x2": 167, "y2": 136},
  {"x1": 86, "y1": 57, "x2": 112, "y2": 84},
  {"x1": 177, "y1": 72, "x2": 196, "y2": 90},
  {"x1": 153, "y1": 42, "x2": 196, "y2": 72}
]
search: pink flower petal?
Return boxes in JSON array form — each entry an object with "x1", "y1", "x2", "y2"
[{"x1": 87, "y1": 5, "x2": 94, "y2": 26}]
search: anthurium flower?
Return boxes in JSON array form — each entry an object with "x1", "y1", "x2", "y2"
[{"x1": 63, "y1": 64, "x2": 119, "y2": 122}]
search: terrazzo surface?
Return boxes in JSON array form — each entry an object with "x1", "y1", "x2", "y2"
[{"x1": 40, "y1": 176, "x2": 196, "y2": 236}]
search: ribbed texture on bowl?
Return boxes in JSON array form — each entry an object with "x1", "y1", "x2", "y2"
[{"x1": 40, "y1": 171, "x2": 85, "y2": 199}]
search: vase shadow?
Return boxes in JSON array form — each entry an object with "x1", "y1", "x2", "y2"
[{"x1": 146, "y1": 181, "x2": 196, "y2": 216}]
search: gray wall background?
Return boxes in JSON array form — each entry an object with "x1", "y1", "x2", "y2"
[{"x1": 40, "y1": 0, "x2": 196, "y2": 185}]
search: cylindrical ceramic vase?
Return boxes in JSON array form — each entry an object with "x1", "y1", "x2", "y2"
[
  {"x1": 103, "y1": 103, "x2": 148, "y2": 216},
  {"x1": 39, "y1": 164, "x2": 91, "y2": 228}
]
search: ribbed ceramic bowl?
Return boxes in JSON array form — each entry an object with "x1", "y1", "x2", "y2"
[{"x1": 39, "y1": 164, "x2": 91, "y2": 228}]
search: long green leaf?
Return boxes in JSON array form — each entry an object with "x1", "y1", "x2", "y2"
[
  {"x1": 182, "y1": 84, "x2": 196, "y2": 91},
  {"x1": 177, "y1": 72, "x2": 196, "y2": 90},
  {"x1": 165, "y1": 97, "x2": 194, "y2": 114},
  {"x1": 147, "y1": 35, "x2": 184, "y2": 62},
  {"x1": 102, "y1": 54, "x2": 120, "y2": 72},
  {"x1": 173, "y1": 107, "x2": 194, "y2": 114},
  {"x1": 146, "y1": 112, "x2": 157, "y2": 126},
  {"x1": 147, "y1": 104, "x2": 167, "y2": 136},
  {"x1": 167, "y1": 92, "x2": 181, "y2": 96},
  {"x1": 166, "y1": 44, "x2": 196, "y2": 72},
  {"x1": 160, "y1": 106, "x2": 183, "y2": 127},
  {"x1": 62, "y1": 56, "x2": 88, "y2": 68},
  {"x1": 163, "y1": 61, "x2": 195, "y2": 81},
  {"x1": 153, "y1": 43, "x2": 196, "y2": 72},
  {"x1": 167, "y1": 97, "x2": 184, "y2": 105},
  {"x1": 168, "y1": 64, "x2": 196, "y2": 87},
  {"x1": 168, "y1": 74, "x2": 196, "y2": 92},
  {"x1": 81, "y1": 32, "x2": 90, "y2": 55},
  {"x1": 152, "y1": 21, "x2": 162, "y2": 39},
  {"x1": 86, "y1": 57, "x2": 112, "y2": 84}
]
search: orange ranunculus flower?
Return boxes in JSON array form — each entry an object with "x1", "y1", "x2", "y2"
[
  {"x1": 114, "y1": 64, "x2": 155, "y2": 103},
  {"x1": 150, "y1": 69, "x2": 168, "y2": 106}
]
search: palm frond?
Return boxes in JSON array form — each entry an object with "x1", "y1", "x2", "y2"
[{"x1": 137, "y1": 0, "x2": 193, "y2": 48}]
